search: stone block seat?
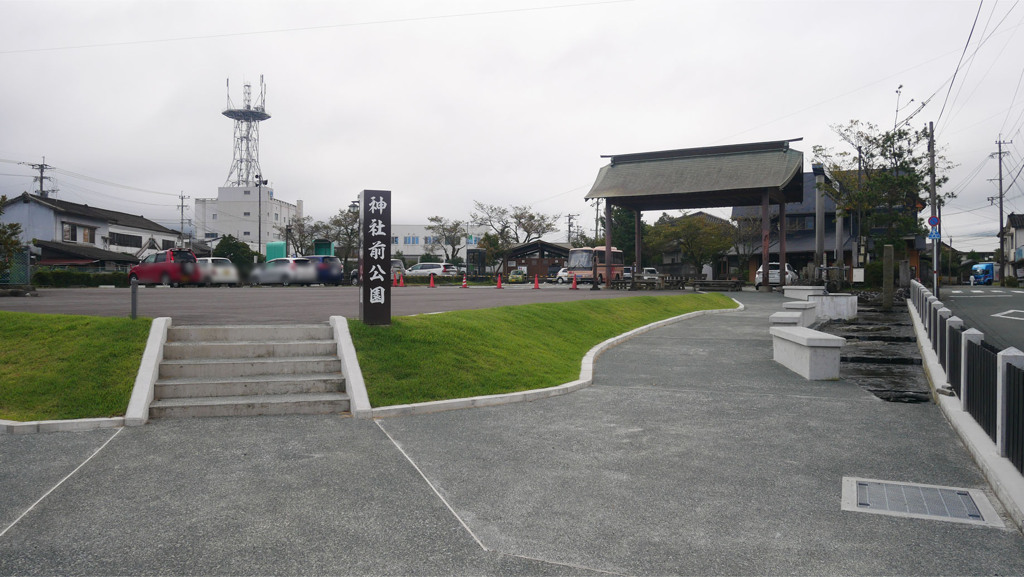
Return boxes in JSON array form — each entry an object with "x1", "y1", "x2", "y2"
[{"x1": 770, "y1": 326, "x2": 846, "y2": 380}]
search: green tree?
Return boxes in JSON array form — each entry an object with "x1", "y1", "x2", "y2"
[
  {"x1": 470, "y1": 201, "x2": 559, "y2": 272},
  {"x1": 813, "y1": 120, "x2": 953, "y2": 257},
  {"x1": 317, "y1": 208, "x2": 360, "y2": 265},
  {"x1": 424, "y1": 216, "x2": 466, "y2": 263},
  {"x1": 647, "y1": 212, "x2": 734, "y2": 275},
  {"x1": 275, "y1": 215, "x2": 317, "y2": 256},
  {"x1": 213, "y1": 234, "x2": 264, "y2": 278},
  {"x1": 0, "y1": 196, "x2": 24, "y2": 279}
]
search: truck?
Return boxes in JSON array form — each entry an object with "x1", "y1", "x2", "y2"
[{"x1": 971, "y1": 262, "x2": 998, "y2": 285}]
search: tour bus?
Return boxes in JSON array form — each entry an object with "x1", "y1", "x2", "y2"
[{"x1": 566, "y1": 246, "x2": 625, "y2": 284}]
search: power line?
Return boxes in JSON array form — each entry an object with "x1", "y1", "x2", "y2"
[
  {"x1": 0, "y1": 0, "x2": 631, "y2": 55},
  {"x1": 936, "y1": 1, "x2": 984, "y2": 127}
]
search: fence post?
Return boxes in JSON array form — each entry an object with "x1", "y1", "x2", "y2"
[
  {"x1": 925, "y1": 296, "x2": 937, "y2": 334},
  {"x1": 929, "y1": 300, "x2": 944, "y2": 346},
  {"x1": 130, "y1": 278, "x2": 138, "y2": 320},
  {"x1": 937, "y1": 307, "x2": 951, "y2": 359},
  {"x1": 997, "y1": 347, "x2": 1024, "y2": 458},
  {"x1": 962, "y1": 328, "x2": 984, "y2": 412},
  {"x1": 946, "y1": 316, "x2": 963, "y2": 386}
]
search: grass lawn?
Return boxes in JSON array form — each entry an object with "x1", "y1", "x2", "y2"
[
  {"x1": 0, "y1": 311, "x2": 151, "y2": 422},
  {"x1": 349, "y1": 292, "x2": 737, "y2": 407}
]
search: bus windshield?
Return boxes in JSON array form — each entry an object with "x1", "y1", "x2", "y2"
[{"x1": 567, "y1": 250, "x2": 593, "y2": 269}]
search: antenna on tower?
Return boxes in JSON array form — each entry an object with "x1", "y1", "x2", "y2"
[{"x1": 223, "y1": 76, "x2": 271, "y2": 187}]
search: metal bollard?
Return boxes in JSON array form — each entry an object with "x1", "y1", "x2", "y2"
[{"x1": 130, "y1": 277, "x2": 138, "y2": 320}]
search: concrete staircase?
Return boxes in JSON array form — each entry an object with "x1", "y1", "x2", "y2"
[{"x1": 150, "y1": 324, "x2": 350, "y2": 419}]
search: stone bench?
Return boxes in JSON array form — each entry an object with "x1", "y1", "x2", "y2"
[
  {"x1": 783, "y1": 286, "x2": 827, "y2": 300},
  {"x1": 807, "y1": 293, "x2": 857, "y2": 321},
  {"x1": 782, "y1": 300, "x2": 817, "y2": 327},
  {"x1": 770, "y1": 326, "x2": 846, "y2": 380},
  {"x1": 769, "y1": 311, "x2": 803, "y2": 326}
]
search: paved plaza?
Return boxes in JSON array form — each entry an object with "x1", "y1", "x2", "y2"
[{"x1": 2, "y1": 292, "x2": 1023, "y2": 575}]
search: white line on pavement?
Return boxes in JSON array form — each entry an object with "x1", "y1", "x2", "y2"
[{"x1": 0, "y1": 427, "x2": 123, "y2": 539}]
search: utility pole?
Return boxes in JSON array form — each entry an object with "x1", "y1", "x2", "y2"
[
  {"x1": 928, "y1": 121, "x2": 938, "y2": 297},
  {"x1": 996, "y1": 137, "x2": 1012, "y2": 285},
  {"x1": 178, "y1": 191, "x2": 190, "y2": 246},
  {"x1": 566, "y1": 213, "x2": 578, "y2": 245},
  {"x1": 593, "y1": 199, "x2": 601, "y2": 241},
  {"x1": 255, "y1": 174, "x2": 268, "y2": 255},
  {"x1": 20, "y1": 158, "x2": 56, "y2": 198}
]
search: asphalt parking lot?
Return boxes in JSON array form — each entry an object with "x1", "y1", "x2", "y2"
[{"x1": 0, "y1": 283, "x2": 660, "y2": 324}]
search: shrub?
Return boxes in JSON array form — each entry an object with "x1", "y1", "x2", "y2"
[
  {"x1": 32, "y1": 270, "x2": 130, "y2": 287},
  {"x1": 1006, "y1": 276, "x2": 1019, "y2": 288}
]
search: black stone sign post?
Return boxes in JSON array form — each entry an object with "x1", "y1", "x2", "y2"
[{"x1": 358, "y1": 189, "x2": 391, "y2": 325}]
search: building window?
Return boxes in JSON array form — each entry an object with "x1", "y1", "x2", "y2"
[
  {"x1": 204, "y1": 233, "x2": 218, "y2": 239},
  {"x1": 274, "y1": 213, "x2": 279, "y2": 221},
  {"x1": 212, "y1": 214, "x2": 217, "y2": 220},
  {"x1": 243, "y1": 211, "x2": 251, "y2": 216},
  {"x1": 404, "y1": 236, "x2": 419, "y2": 245},
  {"x1": 62, "y1": 222, "x2": 96, "y2": 244},
  {"x1": 110, "y1": 232, "x2": 143, "y2": 248},
  {"x1": 243, "y1": 231, "x2": 251, "y2": 236},
  {"x1": 393, "y1": 236, "x2": 399, "y2": 245},
  {"x1": 243, "y1": 190, "x2": 251, "y2": 195},
  {"x1": 161, "y1": 240, "x2": 176, "y2": 250}
]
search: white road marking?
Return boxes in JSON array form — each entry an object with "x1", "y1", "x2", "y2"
[
  {"x1": 992, "y1": 309, "x2": 1024, "y2": 321},
  {"x1": 0, "y1": 427, "x2": 123, "y2": 539}
]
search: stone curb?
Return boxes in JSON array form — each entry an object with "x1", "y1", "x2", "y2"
[
  {"x1": 907, "y1": 299, "x2": 1024, "y2": 532},
  {"x1": 340, "y1": 300, "x2": 745, "y2": 420},
  {"x1": 1, "y1": 317, "x2": 168, "y2": 435}
]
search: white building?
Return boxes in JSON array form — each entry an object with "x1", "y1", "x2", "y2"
[
  {"x1": 0, "y1": 192, "x2": 182, "y2": 268},
  {"x1": 194, "y1": 185, "x2": 302, "y2": 254},
  {"x1": 390, "y1": 223, "x2": 488, "y2": 263}
]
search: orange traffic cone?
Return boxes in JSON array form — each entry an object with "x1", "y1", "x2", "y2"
[
  {"x1": 399, "y1": 274, "x2": 405, "y2": 287},
  {"x1": 533, "y1": 274, "x2": 540, "y2": 289},
  {"x1": 461, "y1": 274, "x2": 468, "y2": 288},
  {"x1": 496, "y1": 273, "x2": 504, "y2": 289},
  {"x1": 429, "y1": 274, "x2": 435, "y2": 288},
  {"x1": 392, "y1": 272, "x2": 397, "y2": 287},
  {"x1": 570, "y1": 274, "x2": 578, "y2": 290}
]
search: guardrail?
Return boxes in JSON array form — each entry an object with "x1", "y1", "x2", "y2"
[{"x1": 910, "y1": 279, "x2": 1024, "y2": 474}]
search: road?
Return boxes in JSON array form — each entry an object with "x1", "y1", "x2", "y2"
[
  {"x1": 937, "y1": 285, "x2": 1024, "y2": 352},
  {"x1": 0, "y1": 283, "x2": 688, "y2": 325}
]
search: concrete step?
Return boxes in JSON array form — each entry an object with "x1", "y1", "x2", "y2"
[
  {"x1": 149, "y1": 392, "x2": 350, "y2": 419},
  {"x1": 167, "y1": 324, "x2": 333, "y2": 343},
  {"x1": 162, "y1": 340, "x2": 337, "y2": 360},
  {"x1": 155, "y1": 373, "x2": 345, "y2": 399},
  {"x1": 159, "y1": 356, "x2": 342, "y2": 380}
]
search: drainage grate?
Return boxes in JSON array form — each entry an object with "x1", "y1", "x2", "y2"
[{"x1": 841, "y1": 477, "x2": 1003, "y2": 528}]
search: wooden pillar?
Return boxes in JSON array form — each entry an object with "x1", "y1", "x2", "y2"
[
  {"x1": 760, "y1": 190, "x2": 771, "y2": 290},
  {"x1": 634, "y1": 209, "x2": 642, "y2": 273},
  {"x1": 605, "y1": 201, "x2": 613, "y2": 286},
  {"x1": 778, "y1": 197, "x2": 787, "y2": 286}
]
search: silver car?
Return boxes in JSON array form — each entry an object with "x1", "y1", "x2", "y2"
[
  {"x1": 251, "y1": 257, "x2": 318, "y2": 286},
  {"x1": 197, "y1": 257, "x2": 240, "y2": 286}
]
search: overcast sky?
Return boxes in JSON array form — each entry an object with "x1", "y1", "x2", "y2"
[{"x1": 2, "y1": 0, "x2": 1021, "y2": 252}]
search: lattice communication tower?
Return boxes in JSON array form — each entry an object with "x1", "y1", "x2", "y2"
[{"x1": 223, "y1": 75, "x2": 271, "y2": 187}]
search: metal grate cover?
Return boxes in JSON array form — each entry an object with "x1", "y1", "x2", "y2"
[{"x1": 841, "y1": 477, "x2": 1003, "y2": 528}]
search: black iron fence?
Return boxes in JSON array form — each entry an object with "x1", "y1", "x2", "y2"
[
  {"x1": 1008, "y1": 364, "x2": 1024, "y2": 474},
  {"x1": 966, "y1": 340, "x2": 999, "y2": 443},
  {"x1": 910, "y1": 279, "x2": 1024, "y2": 476}
]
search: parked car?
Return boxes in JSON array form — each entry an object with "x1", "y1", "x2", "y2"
[
  {"x1": 391, "y1": 259, "x2": 407, "y2": 277},
  {"x1": 250, "y1": 257, "x2": 318, "y2": 286},
  {"x1": 622, "y1": 266, "x2": 634, "y2": 280},
  {"x1": 547, "y1": 267, "x2": 570, "y2": 284},
  {"x1": 304, "y1": 255, "x2": 346, "y2": 285},
  {"x1": 508, "y1": 269, "x2": 527, "y2": 283},
  {"x1": 197, "y1": 257, "x2": 240, "y2": 286},
  {"x1": 754, "y1": 262, "x2": 798, "y2": 289},
  {"x1": 406, "y1": 262, "x2": 459, "y2": 277},
  {"x1": 129, "y1": 248, "x2": 201, "y2": 286},
  {"x1": 642, "y1": 267, "x2": 660, "y2": 279}
]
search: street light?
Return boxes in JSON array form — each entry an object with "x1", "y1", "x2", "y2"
[{"x1": 255, "y1": 174, "x2": 268, "y2": 255}]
